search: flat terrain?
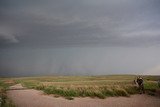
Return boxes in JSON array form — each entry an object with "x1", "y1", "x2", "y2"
[
  {"x1": 14, "y1": 75, "x2": 160, "y2": 99},
  {"x1": 1, "y1": 75, "x2": 160, "y2": 107},
  {"x1": 7, "y1": 84, "x2": 160, "y2": 107}
]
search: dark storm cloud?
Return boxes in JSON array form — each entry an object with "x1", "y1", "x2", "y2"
[
  {"x1": 0, "y1": 0, "x2": 160, "y2": 48},
  {"x1": 0, "y1": 33, "x2": 18, "y2": 44},
  {"x1": 1, "y1": 0, "x2": 160, "y2": 76}
]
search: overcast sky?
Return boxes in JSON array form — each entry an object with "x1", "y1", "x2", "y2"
[{"x1": 0, "y1": 0, "x2": 160, "y2": 76}]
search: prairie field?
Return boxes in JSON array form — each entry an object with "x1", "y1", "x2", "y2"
[
  {"x1": 7, "y1": 75, "x2": 159, "y2": 99},
  {"x1": 0, "y1": 75, "x2": 160, "y2": 107}
]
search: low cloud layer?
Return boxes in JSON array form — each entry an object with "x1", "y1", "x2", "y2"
[{"x1": 0, "y1": 0, "x2": 160, "y2": 48}]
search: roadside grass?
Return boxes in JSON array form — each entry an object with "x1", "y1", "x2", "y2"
[
  {"x1": 0, "y1": 79, "x2": 15, "y2": 107},
  {"x1": 16, "y1": 80, "x2": 40, "y2": 89},
  {"x1": 40, "y1": 85, "x2": 136, "y2": 99},
  {"x1": 144, "y1": 81, "x2": 159, "y2": 92},
  {"x1": 12, "y1": 75, "x2": 160, "y2": 99},
  {"x1": 13, "y1": 76, "x2": 134, "y2": 99},
  {"x1": 143, "y1": 81, "x2": 160, "y2": 96}
]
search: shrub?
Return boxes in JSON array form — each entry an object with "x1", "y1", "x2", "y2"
[
  {"x1": 0, "y1": 82, "x2": 15, "y2": 107},
  {"x1": 35, "y1": 85, "x2": 45, "y2": 90},
  {"x1": 144, "y1": 82, "x2": 159, "y2": 92},
  {"x1": 113, "y1": 88, "x2": 129, "y2": 96},
  {"x1": 124, "y1": 86, "x2": 139, "y2": 94},
  {"x1": 101, "y1": 89, "x2": 114, "y2": 96}
]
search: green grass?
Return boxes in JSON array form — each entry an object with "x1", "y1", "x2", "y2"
[
  {"x1": 13, "y1": 75, "x2": 137, "y2": 99},
  {"x1": 0, "y1": 79, "x2": 15, "y2": 107},
  {"x1": 3, "y1": 75, "x2": 160, "y2": 100},
  {"x1": 144, "y1": 81, "x2": 159, "y2": 92},
  {"x1": 37, "y1": 84, "x2": 138, "y2": 99}
]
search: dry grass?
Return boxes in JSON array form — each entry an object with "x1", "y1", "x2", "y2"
[
  {"x1": 8, "y1": 75, "x2": 160, "y2": 99},
  {"x1": 14, "y1": 75, "x2": 137, "y2": 98},
  {"x1": 0, "y1": 78, "x2": 15, "y2": 107}
]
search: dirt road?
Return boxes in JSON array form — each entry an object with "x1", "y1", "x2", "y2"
[{"x1": 7, "y1": 84, "x2": 160, "y2": 107}]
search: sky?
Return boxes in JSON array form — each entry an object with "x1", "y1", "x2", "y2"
[{"x1": 0, "y1": 0, "x2": 160, "y2": 76}]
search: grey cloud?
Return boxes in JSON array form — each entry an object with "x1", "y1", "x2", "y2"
[
  {"x1": 0, "y1": 0, "x2": 160, "y2": 48},
  {"x1": 1, "y1": 0, "x2": 160, "y2": 76},
  {"x1": 0, "y1": 33, "x2": 18, "y2": 44}
]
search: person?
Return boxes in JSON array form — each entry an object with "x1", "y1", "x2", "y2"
[{"x1": 136, "y1": 76, "x2": 145, "y2": 94}]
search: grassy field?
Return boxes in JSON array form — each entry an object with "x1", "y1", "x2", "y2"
[
  {"x1": 0, "y1": 75, "x2": 160, "y2": 101},
  {"x1": 0, "y1": 78, "x2": 15, "y2": 107},
  {"x1": 12, "y1": 75, "x2": 160, "y2": 99}
]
